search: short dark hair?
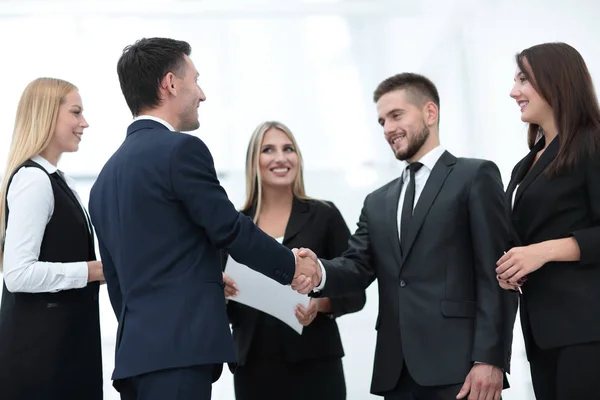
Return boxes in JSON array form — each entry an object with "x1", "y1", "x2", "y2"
[
  {"x1": 373, "y1": 73, "x2": 440, "y2": 110},
  {"x1": 117, "y1": 37, "x2": 191, "y2": 116},
  {"x1": 516, "y1": 42, "x2": 600, "y2": 175}
]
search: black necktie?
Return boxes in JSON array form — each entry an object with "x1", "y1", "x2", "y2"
[{"x1": 400, "y1": 162, "x2": 423, "y2": 254}]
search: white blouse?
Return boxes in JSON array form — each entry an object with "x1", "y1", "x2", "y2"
[{"x1": 2, "y1": 155, "x2": 89, "y2": 293}]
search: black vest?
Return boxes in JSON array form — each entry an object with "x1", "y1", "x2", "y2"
[{"x1": 0, "y1": 160, "x2": 103, "y2": 400}]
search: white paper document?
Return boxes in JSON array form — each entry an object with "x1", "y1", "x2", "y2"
[{"x1": 225, "y1": 257, "x2": 310, "y2": 334}]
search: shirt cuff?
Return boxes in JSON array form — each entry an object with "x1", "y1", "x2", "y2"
[
  {"x1": 313, "y1": 260, "x2": 327, "y2": 291},
  {"x1": 44, "y1": 261, "x2": 88, "y2": 292},
  {"x1": 72, "y1": 261, "x2": 90, "y2": 285}
]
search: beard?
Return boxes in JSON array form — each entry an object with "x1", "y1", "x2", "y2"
[
  {"x1": 181, "y1": 118, "x2": 200, "y2": 132},
  {"x1": 178, "y1": 97, "x2": 201, "y2": 132},
  {"x1": 180, "y1": 111, "x2": 200, "y2": 132},
  {"x1": 394, "y1": 123, "x2": 430, "y2": 161}
]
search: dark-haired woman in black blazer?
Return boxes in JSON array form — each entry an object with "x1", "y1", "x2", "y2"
[
  {"x1": 223, "y1": 121, "x2": 366, "y2": 400},
  {"x1": 496, "y1": 42, "x2": 600, "y2": 399}
]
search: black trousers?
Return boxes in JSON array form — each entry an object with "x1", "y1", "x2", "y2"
[
  {"x1": 119, "y1": 365, "x2": 214, "y2": 400},
  {"x1": 529, "y1": 340, "x2": 600, "y2": 400},
  {"x1": 383, "y1": 367, "x2": 463, "y2": 400},
  {"x1": 234, "y1": 357, "x2": 346, "y2": 400}
]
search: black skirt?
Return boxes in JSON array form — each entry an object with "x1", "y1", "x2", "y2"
[{"x1": 0, "y1": 284, "x2": 103, "y2": 400}]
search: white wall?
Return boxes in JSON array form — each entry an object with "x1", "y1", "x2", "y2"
[{"x1": 1, "y1": 1, "x2": 599, "y2": 398}]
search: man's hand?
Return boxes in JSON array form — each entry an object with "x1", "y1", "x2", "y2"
[
  {"x1": 291, "y1": 248, "x2": 321, "y2": 294},
  {"x1": 223, "y1": 273, "x2": 238, "y2": 298},
  {"x1": 456, "y1": 363, "x2": 502, "y2": 400},
  {"x1": 298, "y1": 247, "x2": 319, "y2": 265}
]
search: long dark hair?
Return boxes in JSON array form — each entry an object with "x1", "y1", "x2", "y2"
[{"x1": 516, "y1": 42, "x2": 600, "y2": 175}]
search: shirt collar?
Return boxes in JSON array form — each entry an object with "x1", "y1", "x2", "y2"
[
  {"x1": 133, "y1": 115, "x2": 175, "y2": 132},
  {"x1": 417, "y1": 145, "x2": 445, "y2": 171},
  {"x1": 31, "y1": 154, "x2": 58, "y2": 174},
  {"x1": 402, "y1": 145, "x2": 445, "y2": 173}
]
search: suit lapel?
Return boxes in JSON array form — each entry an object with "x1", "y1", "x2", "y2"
[
  {"x1": 504, "y1": 160, "x2": 527, "y2": 247},
  {"x1": 386, "y1": 178, "x2": 404, "y2": 269},
  {"x1": 283, "y1": 198, "x2": 311, "y2": 245},
  {"x1": 504, "y1": 159, "x2": 528, "y2": 216},
  {"x1": 399, "y1": 151, "x2": 455, "y2": 271},
  {"x1": 513, "y1": 136, "x2": 558, "y2": 208},
  {"x1": 503, "y1": 141, "x2": 543, "y2": 246}
]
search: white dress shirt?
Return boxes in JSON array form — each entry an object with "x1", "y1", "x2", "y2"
[
  {"x1": 133, "y1": 115, "x2": 175, "y2": 131},
  {"x1": 396, "y1": 146, "x2": 445, "y2": 241},
  {"x1": 2, "y1": 155, "x2": 90, "y2": 293},
  {"x1": 511, "y1": 184, "x2": 519, "y2": 209},
  {"x1": 315, "y1": 146, "x2": 445, "y2": 290}
]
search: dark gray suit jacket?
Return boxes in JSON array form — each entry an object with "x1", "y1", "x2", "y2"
[{"x1": 318, "y1": 151, "x2": 518, "y2": 395}]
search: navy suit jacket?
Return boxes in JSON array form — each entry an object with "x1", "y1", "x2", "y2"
[{"x1": 88, "y1": 119, "x2": 295, "y2": 382}]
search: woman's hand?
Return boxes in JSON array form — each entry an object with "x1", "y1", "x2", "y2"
[
  {"x1": 223, "y1": 273, "x2": 239, "y2": 298},
  {"x1": 296, "y1": 298, "x2": 319, "y2": 326},
  {"x1": 87, "y1": 261, "x2": 104, "y2": 282},
  {"x1": 497, "y1": 274, "x2": 522, "y2": 291},
  {"x1": 496, "y1": 244, "x2": 547, "y2": 285}
]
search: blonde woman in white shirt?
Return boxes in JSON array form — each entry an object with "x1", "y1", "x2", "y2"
[{"x1": 0, "y1": 77, "x2": 104, "y2": 400}]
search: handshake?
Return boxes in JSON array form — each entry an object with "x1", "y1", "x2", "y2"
[
  {"x1": 222, "y1": 248, "x2": 322, "y2": 298},
  {"x1": 290, "y1": 248, "x2": 321, "y2": 294}
]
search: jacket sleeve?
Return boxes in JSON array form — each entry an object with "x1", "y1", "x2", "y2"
[
  {"x1": 98, "y1": 236, "x2": 122, "y2": 320},
  {"x1": 468, "y1": 160, "x2": 516, "y2": 370},
  {"x1": 319, "y1": 195, "x2": 377, "y2": 297},
  {"x1": 323, "y1": 202, "x2": 367, "y2": 318},
  {"x1": 570, "y1": 153, "x2": 600, "y2": 265},
  {"x1": 170, "y1": 134, "x2": 295, "y2": 285}
]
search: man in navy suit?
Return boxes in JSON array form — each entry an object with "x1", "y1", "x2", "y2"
[{"x1": 88, "y1": 37, "x2": 320, "y2": 400}]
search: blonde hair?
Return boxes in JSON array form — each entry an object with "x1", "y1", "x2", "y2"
[
  {"x1": 0, "y1": 78, "x2": 77, "y2": 269},
  {"x1": 242, "y1": 121, "x2": 314, "y2": 222}
]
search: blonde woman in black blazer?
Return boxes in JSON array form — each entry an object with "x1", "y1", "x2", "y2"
[
  {"x1": 223, "y1": 121, "x2": 366, "y2": 400},
  {"x1": 497, "y1": 42, "x2": 600, "y2": 399}
]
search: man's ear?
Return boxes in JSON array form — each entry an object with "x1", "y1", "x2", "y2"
[
  {"x1": 160, "y1": 72, "x2": 177, "y2": 97},
  {"x1": 424, "y1": 102, "x2": 439, "y2": 126}
]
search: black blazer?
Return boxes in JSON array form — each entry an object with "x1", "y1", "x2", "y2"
[
  {"x1": 505, "y1": 135, "x2": 600, "y2": 353},
  {"x1": 224, "y1": 198, "x2": 366, "y2": 365},
  {"x1": 318, "y1": 151, "x2": 518, "y2": 395},
  {"x1": 88, "y1": 120, "x2": 296, "y2": 384}
]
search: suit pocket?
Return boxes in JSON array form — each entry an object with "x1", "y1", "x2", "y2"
[{"x1": 440, "y1": 300, "x2": 476, "y2": 318}]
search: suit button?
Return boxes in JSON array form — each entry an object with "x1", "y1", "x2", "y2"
[{"x1": 399, "y1": 280, "x2": 406, "y2": 287}]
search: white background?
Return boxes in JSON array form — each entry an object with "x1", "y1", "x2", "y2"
[{"x1": 1, "y1": 0, "x2": 599, "y2": 398}]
